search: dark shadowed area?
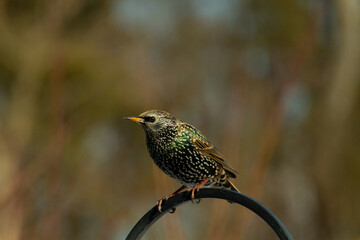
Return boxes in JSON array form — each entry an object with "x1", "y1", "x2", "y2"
[{"x1": 0, "y1": 0, "x2": 359, "y2": 239}]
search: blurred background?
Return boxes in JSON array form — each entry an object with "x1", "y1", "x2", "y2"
[{"x1": 0, "y1": 0, "x2": 359, "y2": 239}]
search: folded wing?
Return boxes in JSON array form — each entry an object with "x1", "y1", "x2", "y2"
[{"x1": 192, "y1": 138, "x2": 239, "y2": 178}]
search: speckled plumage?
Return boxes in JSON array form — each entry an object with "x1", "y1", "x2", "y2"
[{"x1": 125, "y1": 110, "x2": 240, "y2": 195}]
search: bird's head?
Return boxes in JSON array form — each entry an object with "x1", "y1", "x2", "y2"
[{"x1": 124, "y1": 110, "x2": 177, "y2": 135}]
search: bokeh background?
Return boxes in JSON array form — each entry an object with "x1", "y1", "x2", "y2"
[{"x1": 0, "y1": 0, "x2": 359, "y2": 239}]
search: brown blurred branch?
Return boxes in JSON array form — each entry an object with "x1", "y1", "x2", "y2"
[{"x1": 313, "y1": 0, "x2": 360, "y2": 238}]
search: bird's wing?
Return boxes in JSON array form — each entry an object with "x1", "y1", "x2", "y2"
[{"x1": 192, "y1": 138, "x2": 239, "y2": 178}]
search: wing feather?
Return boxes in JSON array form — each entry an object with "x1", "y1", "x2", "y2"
[{"x1": 192, "y1": 138, "x2": 239, "y2": 178}]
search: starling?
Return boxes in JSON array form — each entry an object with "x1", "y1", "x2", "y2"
[{"x1": 125, "y1": 110, "x2": 240, "y2": 211}]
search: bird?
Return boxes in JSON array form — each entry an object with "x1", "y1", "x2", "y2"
[{"x1": 124, "y1": 110, "x2": 240, "y2": 211}]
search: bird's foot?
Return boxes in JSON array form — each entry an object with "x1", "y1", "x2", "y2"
[
  {"x1": 157, "y1": 194, "x2": 174, "y2": 212},
  {"x1": 187, "y1": 178, "x2": 209, "y2": 202},
  {"x1": 157, "y1": 185, "x2": 186, "y2": 212}
]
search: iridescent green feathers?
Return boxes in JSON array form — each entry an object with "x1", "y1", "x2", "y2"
[{"x1": 125, "y1": 110, "x2": 239, "y2": 191}]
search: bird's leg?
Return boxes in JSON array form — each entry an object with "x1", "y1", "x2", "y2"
[
  {"x1": 188, "y1": 178, "x2": 209, "y2": 202},
  {"x1": 157, "y1": 185, "x2": 186, "y2": 212}
]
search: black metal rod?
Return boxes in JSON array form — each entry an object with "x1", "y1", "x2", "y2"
[{"x1": 126, "y1": 188, "x2": 294, "y2": 240}]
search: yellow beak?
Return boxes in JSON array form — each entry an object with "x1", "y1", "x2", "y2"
[{"x1": 124, "y1": 116, "x2": 145, "y2": 123}]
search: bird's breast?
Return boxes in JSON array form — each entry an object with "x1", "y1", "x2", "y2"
[{"x1": 145, "y1": 133, "x2": 218, "y2": 186}]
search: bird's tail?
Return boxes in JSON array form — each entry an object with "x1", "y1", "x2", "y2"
[
  {"x1": 224, "y1": 179, "x2": 240, "y2": 204},
  {"x1": 227, "y1": 179, "x2": 240, "y2": 193}
]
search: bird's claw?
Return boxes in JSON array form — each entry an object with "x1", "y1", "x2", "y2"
[
  {"x1": 188, "y1": 178, "x2": 209, "y2": 203},
  {"x1": 157, "y1": 198, "x2": 177, "y2": 213},
  {"x1": 157, "y1": 196, "x2": 169, "y2": 212},
  {"x1": 191, "y1": 198, "x2": 201, "y2": 204},
  {"x1": 157, "y1": 194, "x2": 174, "y2": 212},
  {"x1": 157, "y1": 199, "x2": 164, "y2": 212},
  {"x1": 188, "y1": 185, "x2": 203, "y2": 203},
  {"x1": 189, "y1": 187, "x2": 198, "y2": 202},
  {"x1": 156, "y1": 185, "x2": 186, "y2": 212}
]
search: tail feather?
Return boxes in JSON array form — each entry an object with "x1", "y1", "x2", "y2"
[
  {"x1": 228, "y1": 180, "x2": 240, "y2": 193},
  {"x1": 223, "y1": 179, "x2": 240, "y2": 204}
]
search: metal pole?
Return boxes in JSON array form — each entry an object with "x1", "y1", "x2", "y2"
[{"x1": 126, "y1": 188, "x2": 294, "y2": 240}]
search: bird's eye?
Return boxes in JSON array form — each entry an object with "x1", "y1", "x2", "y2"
[{"x1": 144, "y1": 116, "x2": 156, "y2": 123}]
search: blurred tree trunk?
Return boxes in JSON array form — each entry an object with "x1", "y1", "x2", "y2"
[{"x1": 314, "y1": 0, "x2": 360, "y2": 239}]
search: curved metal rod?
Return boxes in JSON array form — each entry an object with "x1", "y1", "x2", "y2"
[{"x1": 126, "y1": 188, "x2": 294, "y2": 240}]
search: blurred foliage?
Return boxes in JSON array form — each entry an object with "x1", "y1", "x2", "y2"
[{"x1": 0, "y1": 0, "x2": 359, "y2": 240}]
